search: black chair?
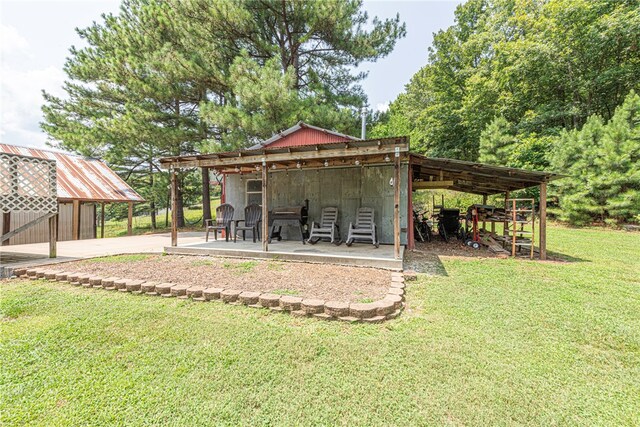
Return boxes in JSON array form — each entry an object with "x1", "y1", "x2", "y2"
[
  {"x1": 234, "y1": 204, "x2": 262, "y2": 243},
  {"x1": 205, "y1": 203, "x2": 235, "y2": 242}
]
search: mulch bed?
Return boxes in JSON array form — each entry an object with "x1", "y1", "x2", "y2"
[{"x1": 61, "y1": 254, "x2": 391, "y2": 302}]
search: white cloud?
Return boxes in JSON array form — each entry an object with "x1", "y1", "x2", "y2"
[
  {"x1": 0, "y1": 24, "x2": 30, "y2": 55},
  {"x1": 376, "y1": 102, "x2": 390, "y2": 113},
  {"x1": 1, "y1": 47, "x2": 66, "y2": 148}
]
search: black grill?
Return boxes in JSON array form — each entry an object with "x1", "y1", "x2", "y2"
[{"x1": 269, "y1": 200, "x2": 309, "y2": 243}]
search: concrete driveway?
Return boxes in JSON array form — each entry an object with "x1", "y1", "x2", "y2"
[{"x1": 0, "y1": 232, "x2": 206, "y2": 275}]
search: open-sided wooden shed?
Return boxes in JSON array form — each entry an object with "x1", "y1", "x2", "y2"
[{"x1": 159, "y1": 123, "x2": 559, "y2": 264}]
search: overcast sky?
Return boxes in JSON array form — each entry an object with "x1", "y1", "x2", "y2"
[{"x1": 0, "y1": 0, "x2": 462, "y2": 150}]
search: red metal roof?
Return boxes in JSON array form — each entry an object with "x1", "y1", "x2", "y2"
[
  {"x1": 0, "y1": 144, "x2": 144, "y2": 203},
  {"x1": 266, "y1": 127, "x2": 355, "y2": 148},
  {"x1": 251, "y1": 122, "x2": 359, "y2": 149}
]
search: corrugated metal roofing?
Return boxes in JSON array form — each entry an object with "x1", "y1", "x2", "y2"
[
  {"x1": 249, "y1": 122, "x2": 359, "y2": 149},
  {"x1": 0, "y1": 144, "x2": 144, "y2": 203}
]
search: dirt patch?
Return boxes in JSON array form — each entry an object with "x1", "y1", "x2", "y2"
[
  {"x1": 61, "y1": 254, "x2": 391, "y2": 302},
  {"x1": 404, "y1": 239, "x2": 497, "y2": 275}
]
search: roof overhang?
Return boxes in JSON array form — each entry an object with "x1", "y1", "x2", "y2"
[
  {"x1": 159, "y1": 137, "x2": 561, "y2": 195},
  {"x1": 159, "y1": 136, "x2": 410, "y2": 172},
  {"x1": 410, "y1": 154, "x2": 562, "y2": 195}
]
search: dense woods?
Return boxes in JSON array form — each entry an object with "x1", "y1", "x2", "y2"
[
  {"x1": 42, "y1": 0, "x2": 639, "y2": 226},
  {"x1": 373, "y1": 0, "x2": 639, "y2": 224}
]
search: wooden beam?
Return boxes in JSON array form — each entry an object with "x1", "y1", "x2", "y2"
[
  {"x1": 171, "y1": 169, "x2": 178, "y2": 247},
  {"x1": 93, "y1": 203, "x2": 97, "y2": 239},
  {"x1": 482, "y1": 194, "x2": 487, "y2": 231},
  {"x1": 412, "y1": 180, "x2": 454, "y2": 190},
  {"x1": 161, "y1": 143, "x2": 409, "y2": 169},
  {"x1": 261, "y1": 161, "x2": 269, "y2": 252},
  {"x1": 2, "y1": 212, "x2": 9, "y2": 246},
  {"x1": 101, "y1": 203, "x2": 105, "y2": 239},
  {"x1": 503, "y1": 191, "x2": 510, "y2": 239},
  {"x1": 539, "y1": 182, "x2": 547, "y2": 260},
  {"x1": 72, "y1": 200, "x2": 80, "y2": 240},
  {"x1": 407, "y1": 161, "x2": 415, "y2": 250},
  {"x1": 49, "y1": 214, "x2": 57, "y2": 258},
  {"x1": 394, "y1": 151, "x2": 401, "y2": 259},
  {"x1": 127, "y1": 202, "x2": 133, "y2": 236}
]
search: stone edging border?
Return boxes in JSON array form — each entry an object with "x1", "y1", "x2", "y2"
[{"x1": 11, "y1": 268, "x2": 418, "y2": 323}]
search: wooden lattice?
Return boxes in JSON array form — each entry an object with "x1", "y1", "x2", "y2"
[{"x1": 0, "y1": 152, "x2": 57, "y2": 213}]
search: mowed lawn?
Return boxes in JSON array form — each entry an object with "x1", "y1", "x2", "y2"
[{"x1": 1, "y1": 225, "x2": 639, "y2": 426}]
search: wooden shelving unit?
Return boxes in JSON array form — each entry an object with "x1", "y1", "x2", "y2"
[{"x1": 504, "y1": 198, "x2": 535, "y2": 259}]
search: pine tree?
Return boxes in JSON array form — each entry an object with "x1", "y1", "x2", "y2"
[
  {"x1": 551, "y1": 90, "x2": 640, "y2": 225},
  {"x1": 478, "y1": 116, "x2": 516, "y2": 165}
]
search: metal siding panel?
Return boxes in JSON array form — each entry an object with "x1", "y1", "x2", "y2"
[{"x1": 223, "y1": 164, "x2": 408, "y2": 245}]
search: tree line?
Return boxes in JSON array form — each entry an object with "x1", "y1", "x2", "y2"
[
  {"x1": 373, "y1": 0, "x2": 639, "y2": 225},
  {"x1": 41, "y1": 0, "x2": 405, "y2": 226}
]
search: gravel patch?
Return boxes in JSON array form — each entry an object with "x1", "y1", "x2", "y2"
[{"x1": 63, "y1": 254, "x2": 391, "y2": 302}]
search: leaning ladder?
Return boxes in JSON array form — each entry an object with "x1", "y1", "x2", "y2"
[{"x1": 505, "y1": 198, "x2": 535, "y2": 259}]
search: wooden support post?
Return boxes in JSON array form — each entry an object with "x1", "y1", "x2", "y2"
[
  {"x1": 261, "y1": 160, "x2": 269, "y2": 252},
  {"x1": 393, "y1": 150, "x2": 401, "y2": 260},
  {"x1": 482, "y1": 194, "x2": 487, "y2": 231},
  {"x1": 503, "y1": 191, "x2": 509, "y2": 238},
  {"x1": 2, "y1": 212, "x2": 10, "y2": 246},
  {"x1": 511, "y1": 199, "x2": 517, "y2": 257},
  {"x1": 407, "y1": 159, "x2": 415, "y2": 250},
  {"x1": 101, "y1": 203, "x2": 105, "y2": 239},
  {"x1": 127, "y1": 202, "x2": 133, "y2": 236},
  {"x1": 539, "y1": 182, "x2": 547, "y2": 260},
  {"x1": 72, "y1": 200, "x2": 81, "y2": 240},
  {"x1": 49, "y1": 214, "x2": 57, "y2": 258},
  {"x1": 171, "y1": 168, "x2": 178, "y2": 247}
]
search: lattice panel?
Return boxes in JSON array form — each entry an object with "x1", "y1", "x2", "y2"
[{"x1": 0, "y1": 152, "x2": 57, "y2": 213}]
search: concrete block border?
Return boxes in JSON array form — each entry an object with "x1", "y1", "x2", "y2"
[{"x1": 12, "y1": 266, "x2": 413, "y2": 323}]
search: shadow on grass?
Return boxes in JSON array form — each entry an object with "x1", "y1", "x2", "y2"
[
  {"x1": 403, "y1": 250, "x2": 449, "y2": 276},
  {"x1": 545, "y1": 250, "x2": 590, "y2": 263}
]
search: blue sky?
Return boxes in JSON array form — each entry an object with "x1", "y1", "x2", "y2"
[{"x1": 0, "y1": 0, "x2": 462, "y2": 149}]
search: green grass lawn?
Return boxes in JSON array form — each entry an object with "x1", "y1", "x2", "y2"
[
  {"x1": 1, "y1": 225, "x2": 639, "y2": 425},
  {"x1": 102, "y1": 201, "x2": 219, "y2": 238}
]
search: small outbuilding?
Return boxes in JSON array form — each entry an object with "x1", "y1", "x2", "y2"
[
  {"x1": 0, "y1": 144, "x2": 144, "y2": 246},
  {"x1": 159, "y1": 123, "x2": 559, "y2": 267}
]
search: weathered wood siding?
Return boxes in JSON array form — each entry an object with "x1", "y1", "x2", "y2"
[
  {"x1": 224, "y1": 164, "x2": 408, "y2": 245},
  {"x1": 1, "y1": 202, "x2": 96, "y2": 245}
]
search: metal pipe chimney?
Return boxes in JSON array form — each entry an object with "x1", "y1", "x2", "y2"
[{"x1": 361, "y1": 106, "x2": 367, "y2": 139}]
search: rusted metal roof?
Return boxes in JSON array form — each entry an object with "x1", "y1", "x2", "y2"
[
  {"x1": 249, "y1": 122, "x2": 359, "y2": 149},
  {"x1": 0, "y1": 144, "x2": 144, "y2": 203}
]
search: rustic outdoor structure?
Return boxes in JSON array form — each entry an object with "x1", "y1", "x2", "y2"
[
  {"x1": 1, "y1": 151, "x2": 58, "y2": 257},
  {"x1": 159, "y1": 123, "x2": 559, "y2": 264},
  {"x1": 160, "y1": 134, "x2": 410, "y2": 263},
  {"x1": 0, "y1": 144, "x2": 144, "y2": 245},
  {"x1": 409, "y1": 155, "x2": 559, "y2": 259}
]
